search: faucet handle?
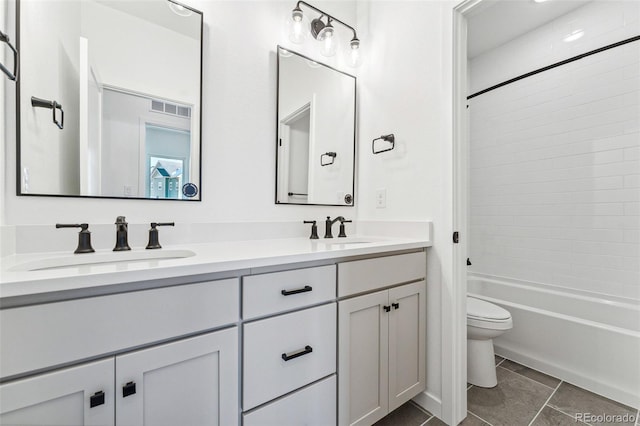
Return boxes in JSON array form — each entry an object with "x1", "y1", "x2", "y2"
[
  {"x1": 338, "y1": 219, "x2": 352, "y2": 238},
  {"x1": 56, "y1": 223, "x2": 95, "y2": 254},
  {"x1": 303, "y1": 220, "x2": 319, "y2": 240},
  {"x1": 146, "y1": 222, "x2": 175, "y2": 249}
]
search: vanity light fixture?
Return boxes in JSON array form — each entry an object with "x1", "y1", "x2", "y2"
[{"x1": 288, "y1": 1, "x2": 362, "y2": 67}]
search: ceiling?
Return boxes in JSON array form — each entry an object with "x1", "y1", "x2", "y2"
[
  {"x1": 467, "y1": 0, "x2": 592, "y2": 58},
  {"x1": 94, "y1": 0, "x2": 201, "y2": 40}
]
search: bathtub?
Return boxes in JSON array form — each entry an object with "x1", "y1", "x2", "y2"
[{"x1": 468, "y1": 273, "x2": 640, "y2": 409}]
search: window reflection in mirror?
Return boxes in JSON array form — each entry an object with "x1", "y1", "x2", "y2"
[
  {"x1": 17, "y1": 0, "x2": 202, "y2": 200},
  {"x1": 275, "y1": 47, "x2": 356, "y2": 206}
]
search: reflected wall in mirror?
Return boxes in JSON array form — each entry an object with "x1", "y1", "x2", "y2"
[
  {"x1": 276, "y1": 46, "x2": 356, "y2": 206},
  {"x1": 17, "y1": 0, "x2": 203, "y2": 200}
]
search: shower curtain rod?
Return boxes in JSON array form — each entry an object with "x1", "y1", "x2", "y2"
[{"x1": 467, "y1": 35, "x2": 640, "y2": 100}]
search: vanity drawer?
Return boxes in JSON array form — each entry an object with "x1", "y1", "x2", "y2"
[
  {"x1": 243, "y1": 303, "x2": 336, "y2": 410},
  {"x1": 0, "y1": 279, "x2": 239, "y2": 379},
  {"x1": 338, "y1": 251, "x2": 426, "y2": 297},
  {"x1": 243, "y1": 265, "x2": 336, "y2": 319},
  {"x1": 243, "y1": 375, "x2": 336, "y2": 426}
]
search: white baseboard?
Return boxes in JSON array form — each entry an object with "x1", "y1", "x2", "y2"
[{"x1": 412, "y1": 390, "x2": 442, "y2": 419}]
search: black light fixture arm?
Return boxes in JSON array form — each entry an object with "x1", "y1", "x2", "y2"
[{"x1": 294, "y1": 1, "x2": 359, "y2": 41}]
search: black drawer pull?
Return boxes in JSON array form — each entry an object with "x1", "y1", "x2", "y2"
[
  {"x1": 281, "y1": 345, "x2": 313, "y2": 361},
  {"x1": 122, "y1": 381, "x2": 136, "y2": 398},
  {"x1": 383, "y1": 305, "x2": 391, "y2": 312},
  {"x1": 392, "y1": 302, "x2": 400, "y2": 310},
  {"x1": 89, "y1": 391, "x2": 105, "y2": 408},
  {"x1": 281, "y1": 285, "x2": 313, "y2": 296}
]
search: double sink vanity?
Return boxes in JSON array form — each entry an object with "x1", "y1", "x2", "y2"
[
  {"x1": 3, "y1": 0, "x2": 431, "y2": 424},
  {"x1": 0, "y1": 232, "x2": 430, "y2": 425}
]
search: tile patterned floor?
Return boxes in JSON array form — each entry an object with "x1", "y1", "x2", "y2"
[{"x1": 375, "y1": 356, "x2": 639, "y2": 426}]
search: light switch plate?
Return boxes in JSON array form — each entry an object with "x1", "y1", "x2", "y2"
[{"x1": 376, "y1": 188, "x2": 386, "y2": 208}]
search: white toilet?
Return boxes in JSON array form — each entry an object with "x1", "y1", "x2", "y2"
[{"x1": 467, "y1": 296, "x2": 513, "y2": 388}]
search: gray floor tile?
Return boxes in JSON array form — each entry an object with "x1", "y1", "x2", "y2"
[
  {"x1": 426, "y1": 412, "x2": 491, "y2": 426},
  {"x1": 408, "y1": 400, "x2": 433, "y2": 418},
  {"x1": 374, "y1": 401, "x2": 431, "y2": 426},
  {"x1": 531, "y1": 406, "x2": 588, "y2": 426},
  {"x1": 495, "y1": 355, "x2": 505, "y2": 365},
  {"x1": 459, "y1": 413, "x2": 491, "y2": 425},
  {"x1": 425, "y1": 416, "x2": 447, "y2": 425},
  {"x1": 467, "y1": 367, "x2": 554, "y2": 426},
  {"x1": 499, "y1": 360, "x2": 561, "y2": 389},
  {"x1": 548, "y1": 383, "x2": 636, "y2": 426}
]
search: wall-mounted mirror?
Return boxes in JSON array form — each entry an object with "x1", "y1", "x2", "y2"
[
  {"x1": 276, "y1": 46, "x2": 356, "y2": 206},
  {"x1": 17, "y1": 0, "x2": 203, "y2": 200}
]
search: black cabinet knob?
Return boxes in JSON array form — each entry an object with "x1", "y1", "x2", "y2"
[
  {"x1": 383, "y1": 305, "x2": 391, "y2": 312},
  {"x1": 392, "y1": 302, "x2": 400, "y2": 310},
  {"x1": 89, "y1": 391, "x2": 105, "y2": 408},
  {"x1": 122, "y1": 381, "x2": 136, "y2": 398}
]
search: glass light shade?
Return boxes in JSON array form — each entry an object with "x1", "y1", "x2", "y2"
[
  {"x1": 347, "y1": 39, "x2": 362, "y2": 67},
  {"x1": 288, "y1": 12, "x2": 309, "y2": 44},
  {"x1": 167, "y1": 1, "x2": 193, "y2": 17},
  {"x1": 319, "y1": 27, "x2": 338, "y2": 57}
]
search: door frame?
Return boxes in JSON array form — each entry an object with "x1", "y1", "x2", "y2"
[
  {"x1": 277, "y1": 98, "x2": 315, "y2": 203},
  {"x1": 448, "y1": 0, "x2": 484, "y2": 423}
]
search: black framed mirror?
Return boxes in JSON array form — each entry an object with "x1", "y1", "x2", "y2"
[
  {"x1": 16, "y1": 0, "x2": 203, "y2": 200},
  {"x1": 275, "y1": 46, "x2": 356, "y2": 206}
]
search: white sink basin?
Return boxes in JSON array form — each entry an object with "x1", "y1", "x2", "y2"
[{"x1": 9, "y1": 249, "x2": 196, "y2": 272}]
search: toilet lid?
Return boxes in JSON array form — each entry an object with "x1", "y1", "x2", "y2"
[{"x1": 467, "y1": 297, "x2": 511, "y2": 321}]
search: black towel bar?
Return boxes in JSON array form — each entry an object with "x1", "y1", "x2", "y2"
[
  {"x1": 0, "y1": 30, "x2": 18, "y2": 81},
  {"x1": 31, "y1": 96, "x2": 64, "y2": 129},
  {"x1": 372, "y1": 134, "x2": 395, "y2": 154}
]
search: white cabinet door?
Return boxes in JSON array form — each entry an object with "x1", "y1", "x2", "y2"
[
  {"x1": 0, "y1": 359, "x2": 114, "y2": 426},
  {"x1": 115, "y1": 328, "x2": 238, "y2": 426},
  {"x1": 388, "y1": 281, "x2": 426, "y2": 411},
  {"x1": 338, "y1": 290, "x2": 389, "y2": 426}
]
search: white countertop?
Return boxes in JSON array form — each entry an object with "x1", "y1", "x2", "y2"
[{"x1": 0, "y1": 236, "x2": 430, "y2": 301}]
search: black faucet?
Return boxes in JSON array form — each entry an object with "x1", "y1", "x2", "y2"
[
  {"x1": 338, "y1": 218, "x2": 352, "y2": 238},
  {"x1": 113, "y1": 216, "x2": 131, "y2": 251},
  {"x1": 146, "y1": 222, "x2": 175, "y2": 249},
  {"x1": 303, "y1": 220, "x2": 319, "y2": 239},
  {"x1": 324, "y1": 216, "x2": 346, "y2": 239},
  {"x1": 56, "y1": 223, "x2": 95, "y2": 254}
]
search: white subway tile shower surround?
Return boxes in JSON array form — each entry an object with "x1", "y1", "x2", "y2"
[{"x1": 469, "y1": 3, "x2": 640, "y2": 301}]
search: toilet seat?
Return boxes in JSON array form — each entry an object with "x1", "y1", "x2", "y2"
[{"x1": 467, "y1": 297, "x2": 512, "y2": 330}]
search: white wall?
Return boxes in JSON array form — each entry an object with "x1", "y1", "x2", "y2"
[
  {"x1": 2, "y1": 0, "x2": 357, "y2": 226},
  {"x1": 355, "y1": 0, "x2": 457, "y2": 416},
  {"x1": 469, "y1": 1, "x2": 640, "y2": 300},
  {"x1": 19, "y1": 0, "x2": 81, "y2": 195}
]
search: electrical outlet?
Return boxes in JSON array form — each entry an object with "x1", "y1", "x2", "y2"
[
  {"x1": 124, "y1": 185, "x2": 132, "y2": 196},
  {"x1": 376, "y1": 188, "x2": 386, "y2": 209}
]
